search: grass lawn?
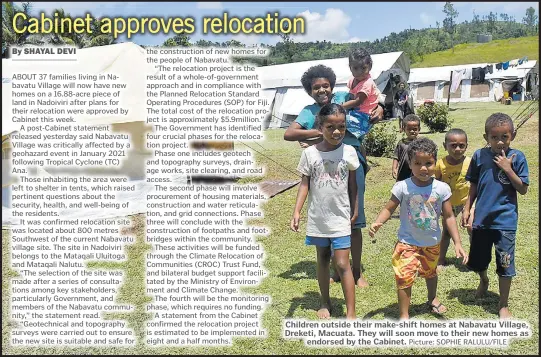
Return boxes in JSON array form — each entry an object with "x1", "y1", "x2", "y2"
[
  {"x1": 2, "y1": 101, "x2": 538, "y2": 355},
  {"x1": 411, "y1": 36, "x2": 539, "y2": 68}
]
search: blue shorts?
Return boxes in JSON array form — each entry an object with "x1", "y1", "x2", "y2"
[
  {"x1": 305, "y1": 235, "x2": 351, "y2": 250},
  {"x1": 467, "y1": 229, "x2": 516, "y2": 277},
  {"x1": 347, "y1": 110, "x2": 373, "y2": 139}
]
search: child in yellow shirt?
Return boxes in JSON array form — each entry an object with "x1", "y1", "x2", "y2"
[{"x1": 435, "y1": 129, "x2": 473, "y2": 272}]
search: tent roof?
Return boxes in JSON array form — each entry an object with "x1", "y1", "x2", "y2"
[
  {"x1": 408, "y1": 60, "x2": 538, "y2": 83},
  {"x1": 3, "y1": 42, "x2": 153, "y2": 136},
  {"x1": 256, "y1": 51, "x2": 408, "y2": 89}
]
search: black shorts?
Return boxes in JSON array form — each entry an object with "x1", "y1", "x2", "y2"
[{"x1": 467, "y1": 229, "x2": 516, "y2": 277}]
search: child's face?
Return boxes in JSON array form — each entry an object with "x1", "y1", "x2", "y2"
[
  {"x1": 410, "y1": 151, "x2": 436, "y2": 182},
  {"x1": 311, "y1": 78, "x2": 332, "y2": 105},
  {"x1": 404, "y1": 121, "x2": 420, "y2": 141},
  {"x1": 349, "y1": 61, "x2": 371, "y2": 81},
  {"x1": 319, "y1": 114, "x2": 346, "y2": 146},
  {"x1": 444, "y1": 134, "x2": 468, "y2": 161},
  {"x1": 483, "y1": 124, "x2": 514, "y2": 154},
  {"x1": 399, "y1": 83, "x2": 405, "y2": 90}
]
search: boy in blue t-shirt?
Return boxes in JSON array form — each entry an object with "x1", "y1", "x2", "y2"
[{"x1": 462, "y1": 113, "x2": 529, "y2": 319}]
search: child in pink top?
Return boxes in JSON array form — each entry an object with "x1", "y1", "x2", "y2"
[{"x1": 342, "y1": 48, "x2": 380, "y2": 140}]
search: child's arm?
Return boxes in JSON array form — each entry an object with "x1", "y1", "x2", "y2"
[
  {"x1": 462, "y1": 183, "x2": 477, "y2": 228},
  {"x1": 290, "y1": 175, "x2": 310, "y2": 232},
  {"x1": 369, "y1": 195, "x2": 400, "y2": 241},
  {"x1": 284, "y1": 122, "x2": 322, "y2": 143},
  {"x1": 493, "y1": 150, "x2": 528, "y2": 195},
  {"x1": 342, "y1": 92, "x2": 367, "y2": 110},
  {"x1": 442, "y1": 199, "x2": 468, "y2": 264},
  {"x1": 392, "y1": 159, "x2": 399, "y2": 179},
  {"x1": 348, "y1": 170, "x2": 358, "y2": 225}
]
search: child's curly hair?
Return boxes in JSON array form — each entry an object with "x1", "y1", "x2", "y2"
[
  {"x1": 300, "y1": 65, "x2": 336, "y2": 94},
  {"x1": 349, "y1": 48, "x2": 372, "y2": 68},
  {"x1": 485, "y1": 112, "x2": 514, "y2": 134},
  {"x1": 407, "y1": 137, "x2": 438, "y2": 162}
]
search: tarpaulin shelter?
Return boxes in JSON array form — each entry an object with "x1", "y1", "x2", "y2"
[{"x1": 256, "y1": 52, "x2": 411, "y2": 128}]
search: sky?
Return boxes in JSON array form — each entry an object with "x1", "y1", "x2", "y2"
[{"x1": 17, "y1": 1, "x2": 540, "y2": 46}]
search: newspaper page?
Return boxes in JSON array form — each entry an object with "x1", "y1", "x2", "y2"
[{"x1": 1, "y1": 1, "x2": 538, "y2": 355}]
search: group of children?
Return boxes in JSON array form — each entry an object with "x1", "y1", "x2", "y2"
[{"x1": 290, "y1": 48, "x2": 530, "y2": 321}]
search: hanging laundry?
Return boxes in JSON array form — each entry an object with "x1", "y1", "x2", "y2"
[
  {"x1": 472, "y1": 67, "x2": 485, "y2": 81},
  {"x1": 450, "y1": 69, "x2": 465, "y2": 93},
  {"x1": 496, "y1": 63, "x2": 503, "y2": 70},
  {"x1": 486, "y1": 64, "x2": 493, "y2": 74},
  {"x1": 509, "y1": 59, "x2": 519, "y2": 67},
  {"x1": 518, "y1": 58, "x2": 523, "y2": 65},
  {"x1": 502, "y1": 61, "x2": 510, "y2": 70}
]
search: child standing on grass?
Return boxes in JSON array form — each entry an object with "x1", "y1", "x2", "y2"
[
  {"x1": 342, "y1": 48, "x2": 380, "y2": 142},
  {"x1": 284, "y1": 64, "x2": 386, "y2": 288},
  {"x1": 290, "y1": 103, "x2": 358, "y2": 320},
  {"x1": 393, "y1": 114, "x2": 421, "y2": 181},
  {"x1": 369, "y1": 137, "x2": 468, "y2": 320},
  {"x1": 462, "y1": 113, "x2": 529, "y2": 319},
  {"x1": 435, "y1": 128, "x2": 474, "y2": 273}
]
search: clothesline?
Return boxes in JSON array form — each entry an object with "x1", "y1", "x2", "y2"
[{"x1": 450, "y1": 56, "x2": 530, "y2": 93}]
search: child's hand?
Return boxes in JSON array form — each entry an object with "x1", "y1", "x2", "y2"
[
  {"x1": 350, "y1": 212, "x2": 358, "y2": 226},
  {"x1": 454, "y1": 244, "x2": 469, "y2": 265},
  {"x1": 290, "y1": 213, "x2": 301, "y2": 232},
  {"x1": 392, "y1": 169, "x2": 397, "y2": 179},
  {"x1": 493, "y1": 150, "x2": 516, "y2": 173},
  {"x1": 369, "y1": 222, "x2": 382, "y2": 242},
  {"x1": 461, "y1": 209, "x2": 470, "y2": 228}
]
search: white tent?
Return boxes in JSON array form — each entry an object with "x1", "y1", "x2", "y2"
[
  {"x1": 408, "y1": 60, "x2": 538, "y2": 104},
  {"x1": 2, "y1": 42, "x2": 159, "y2": 226},
  {"x1": 255, "y1": 52, "x2": 411, "y2": 128}
]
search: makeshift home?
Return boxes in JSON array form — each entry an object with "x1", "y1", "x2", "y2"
[
  {"x1": 256, "y1": 52, "x2": 412, "y2": 129},
  {"x1": 408, "y1": 60, "x2": 538, "y2": 104}
]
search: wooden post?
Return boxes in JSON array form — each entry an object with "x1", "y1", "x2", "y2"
[{"x1": 447, "y1": 71, "x2": 452, "y2": 107}]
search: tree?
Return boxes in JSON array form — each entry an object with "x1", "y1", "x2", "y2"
[
  {"x1": 194, "y1": 39, "x2": 213, "y2": 47},
  {"x1": 487, "y1": 11, "x2": 498, "y2": 34},
  {"x1": 163, "y1": 34, "x2": 191, "y2": 47},
  {"x1": 523, "y1": 7, "x2": 538, "y2": 34},
  {"x1": 2, "y1": 2, "x2": 35, "y2": 57},
  {"x1": 442, "y1": 2, "x2": 459, "y2": 52}
]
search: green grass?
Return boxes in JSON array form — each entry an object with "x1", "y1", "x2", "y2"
[
  {"x1": 411, "y1": 36, "x2": 539, "y2": 68},
  {"x1": 2, "y1": 102, "x2": 539, "y2": 354}
]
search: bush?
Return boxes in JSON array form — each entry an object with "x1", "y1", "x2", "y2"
[
  {"x1": 364, "y1": 121, "x2": 397, "y2": 158},
  {"x1": 416, "y1": 102, "x2": 453, "y2": 132}
]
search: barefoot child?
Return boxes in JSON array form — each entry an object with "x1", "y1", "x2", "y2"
[
  {"x1": 392, "y1": 114, "x2": 420, "y2": 181},
  {"x1": 369, "y1": 138, "x2": 468, "y2": 320},
  {"x1": 284, "y1": 64, "x2": 385, "y2": 288},
  {"x1": 462, "y1": 113, "x2": 529, "y2": 319},
  {"x1": 435, "y1": 128, "x2": 474, "y2": 272},
  {"x1": 342, "y1": 48, "x2": 380, "y2": 143},
  {"x1": 290, "y1": 103, "x2": 358, "y2": 319}
]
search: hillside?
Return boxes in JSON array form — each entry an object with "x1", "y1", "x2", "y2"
[{"x1": 411, "y1": 36, "x2": 539, "y2": 68}]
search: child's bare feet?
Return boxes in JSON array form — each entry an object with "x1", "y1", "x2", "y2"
[
  {"x1": 355, "y1": 275, "x2": 369, "y2": 288},
  {"x1": 475, "y1": 278, "x2": 489, "y2": 298},
  {"x1": 399, "y1": 314, "x2": 409, "y2": 321},
  {"x1": 317, "y1": 302, "x2": 332, "y2": 319},
  {"x1": 499, "y1": 307, "x2": 512, "y2": 319},
  {"x1": 427, "y1": 298, "x2": 447, "y2": 315}
]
